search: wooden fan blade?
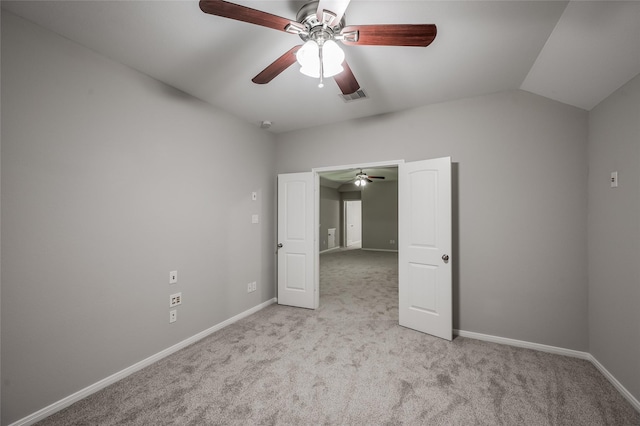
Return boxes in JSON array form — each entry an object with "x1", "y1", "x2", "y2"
[
  {"x1": 368, "y1": 176, "x2": 386, "y2": 179},
  {"x1": 333, "y1": 61, "x2": 360, "y2": 95},
  {"x1": 341, "y1": 24, "x2": 437, "y2": 47},
  {"x1": 200, "y1": 0, "x2": 295, "y2": 32},
  {"x1": 252, "y1": 45, "x2": 302, "y2": 84},
  {"x1": 316, "y1": 0, "x2": 350, "y2": 25}
]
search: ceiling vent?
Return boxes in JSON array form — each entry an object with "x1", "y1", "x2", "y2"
[{"x1": 340, "y1": 88, "x2": 368, "y2": 102}]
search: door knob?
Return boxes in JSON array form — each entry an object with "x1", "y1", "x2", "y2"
[
  {"x1": 277, "y1": 243, "x2": 283, "y2": 249},
  {"x1": 442, "y1": 254, "x2": 449, "y2": 262}
]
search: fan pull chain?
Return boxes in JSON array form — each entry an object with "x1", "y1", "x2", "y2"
[{"x1": 318, "y1": 42, "x2": 324, "y2": 88}]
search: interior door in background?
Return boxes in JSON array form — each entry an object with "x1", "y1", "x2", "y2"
[
  {"x1": 398, "y1": 157, "x2": 452, "y2": 340},
  {"x1": 277, "y1": 172, "x2": 317, "y2": 309},
  {"x1": 345, "y1": 200, "x2": 362, "y2": 247}
]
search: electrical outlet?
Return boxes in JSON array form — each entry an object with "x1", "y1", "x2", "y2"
[
  {"x1": 252, "y1": 281, "x2": 257, "y2": 292},
  {"x1": 247, "y1": 282, "x2": 257, "y2": 293},
  {"x1": 169, "y1": 310, "x2": 177, "y2": 323},
  {"x1": 169, "y1": 292, "x2": 182, "y2": 307},
  {"x1": 169, "y1": 270, "x2": 178, "y2": 284},
  {"x1": 390, "y1": 239, "x2": 395, "y2": 244}
]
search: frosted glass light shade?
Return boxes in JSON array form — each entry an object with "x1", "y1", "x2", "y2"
[
  {"x1": 322, "y1": 40, "x2": 345, "y2": 77},
  {"x1": 297, "y1": 41, "x2": 320, "y2": 77},
  {"x1": 296, "y1": 40, "x2": 345, "y2": 78}
]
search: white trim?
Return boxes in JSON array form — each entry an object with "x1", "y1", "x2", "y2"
[
  {"x1": 9, "y1": 298, "x2": 277, "y2": 426},
  {"x1": 320, "y1": 247, "x2": 341, "y2": 254},
  {"x1": 589, "y1": 354, "x2": 640, "y2": 412},
  {"x1": 455, "y1": 329, "x2": 640, "y2": 413},
  {"x1": 454, "y1": 329, "x2": 590, "y2": 359},
  {"x1": 312, "y1": 159, "x2": 404, "y2": 173},
  {"x1": 361, "y1": 248, "x2": 398, "y2": 253}
]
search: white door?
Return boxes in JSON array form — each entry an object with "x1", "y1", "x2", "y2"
[
  {"x1": 345, "y1": 200, "x2": 362, "y2": 246},
  {"x1": 398, "y1": 157, "x2": 452, "y2": 340},
  {"x1": 277, "y1": 172, "x2": 317, "y2": 309}
]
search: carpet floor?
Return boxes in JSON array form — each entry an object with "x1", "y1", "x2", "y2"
[{"x1": 38, "y1": 249, "x2": 639, "y2": 425}]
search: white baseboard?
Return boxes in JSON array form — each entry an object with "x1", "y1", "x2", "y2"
[
  {"x1": 10, "y1": 298, "x2": 277, "y2": 426},
  {"x1": 455, "y1": 329, "x2": 639, "y2": 412},
  {"x1": 361, "y1": 248, "x2": 398, "y2": 253},
  {"x1": 589, "y1": 354, "x2": 640, "y2": 412},
  {"x1": 320, "y1": 247, "x2": 341, "y2": 254},
  {"x1": 454, "y1": 329, "x2": 590, "y2": 359}
]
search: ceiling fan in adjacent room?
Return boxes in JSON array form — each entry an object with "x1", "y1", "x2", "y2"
[
  {"x1": 199, "y1": 0, "x2": 437, "y2": 95},
  {"x1": 354, "y1": 169, "x2": 385, "y2": 187}
]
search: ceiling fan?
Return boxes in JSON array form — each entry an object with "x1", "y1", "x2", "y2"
[
  {"x1": 353, "y1": 169, "x2": 385, "y2": 187},
  {"x1": 199, "y1": 0, "x2": 437, "y2": 95}
]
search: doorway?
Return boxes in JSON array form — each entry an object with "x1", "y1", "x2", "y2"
[
  {"x1": 278, "y1": 158, "x2": 452, "y2": 340},
  {"x1": 344, "y1": 200, "x2": 362, "y2": 247},
  {"x1": 316, "y1": 162, "x2": 400, "y2": 316}
]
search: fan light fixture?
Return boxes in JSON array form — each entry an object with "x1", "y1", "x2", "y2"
[
  {"x1": 354, "y1": 176, "x2": 367, "y2": 187},
  {"x1": 296, "y1": 39, "x2": 345, "y2": 88},
  {"x1": 200, "y1": 0, "x2": 438, "y2": 94}
]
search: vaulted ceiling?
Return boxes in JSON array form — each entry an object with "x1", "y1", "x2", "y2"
[{"x1": 3, "y1": 1, "x2": 639, "y2": 134}]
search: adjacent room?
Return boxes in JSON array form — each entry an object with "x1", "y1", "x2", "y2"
[
  {"x1": 1, "y1": 1, "x2": 639, "y2": 424},
  {"x1": 319, "y1": 166, "x2": 398, "y2": 254}
]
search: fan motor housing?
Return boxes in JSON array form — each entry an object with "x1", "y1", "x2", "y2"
[{"x1": 296, "y1": 1, "x2": 345, "y2": 42}]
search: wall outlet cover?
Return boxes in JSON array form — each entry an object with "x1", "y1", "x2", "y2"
[
  {"x1": 611, "y1": 171, "x2": 618, "y2": 188},
  {"x1": 169, "y1": 292, "x2": 182, "y2": 307}
]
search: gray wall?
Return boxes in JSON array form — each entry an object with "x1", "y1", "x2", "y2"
[
  {"x1": 1, "y1": 12, "x2": 276, "y2": 424},
  {"x1": 322, "y1": 180, "x2": 399, "y2": 252},
  {"x1": 587, "y1": 73, "x2": 640, "y2": 402},
  {"x1": 276, "y1": 90, "x2": 589, "y2": 351},
  {"x1": 319, "y1": 185, "x2": 340, "y2": 251},
  {"x1": 362, "y1": 181, "x2": 398, "y2": 251}
]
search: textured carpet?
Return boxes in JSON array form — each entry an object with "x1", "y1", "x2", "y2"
[{"x1": 38, "y1": 249, "x2": 639, "y2": 425}]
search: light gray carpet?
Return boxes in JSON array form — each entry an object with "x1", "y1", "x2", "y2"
[{"x1": 38, "y1": 249, "x2": 639, "y2": 425}]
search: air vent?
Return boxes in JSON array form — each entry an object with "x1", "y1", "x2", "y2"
[{"x1": 340, "y1": 88, "x2": 368, "y2": 102}]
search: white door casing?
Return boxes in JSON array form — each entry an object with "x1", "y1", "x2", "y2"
[
  {"x1": 398, "y1": 157, "x2": 452, "y2": 340},
  {"x1": 277, "y1": 172, "x2": 317, "y2": 309}
]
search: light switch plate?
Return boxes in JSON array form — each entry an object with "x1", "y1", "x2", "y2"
[
  {"x1": 169, "y1": 270, "x2": 178, "y2": 284},
  {"x1": 611, "y1": 171, "x2": 618, "y2": 188}
]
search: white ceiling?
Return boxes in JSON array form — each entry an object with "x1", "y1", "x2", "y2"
[{"x1": 3, "y1": 1, "x2": 639, "y2": 134}]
